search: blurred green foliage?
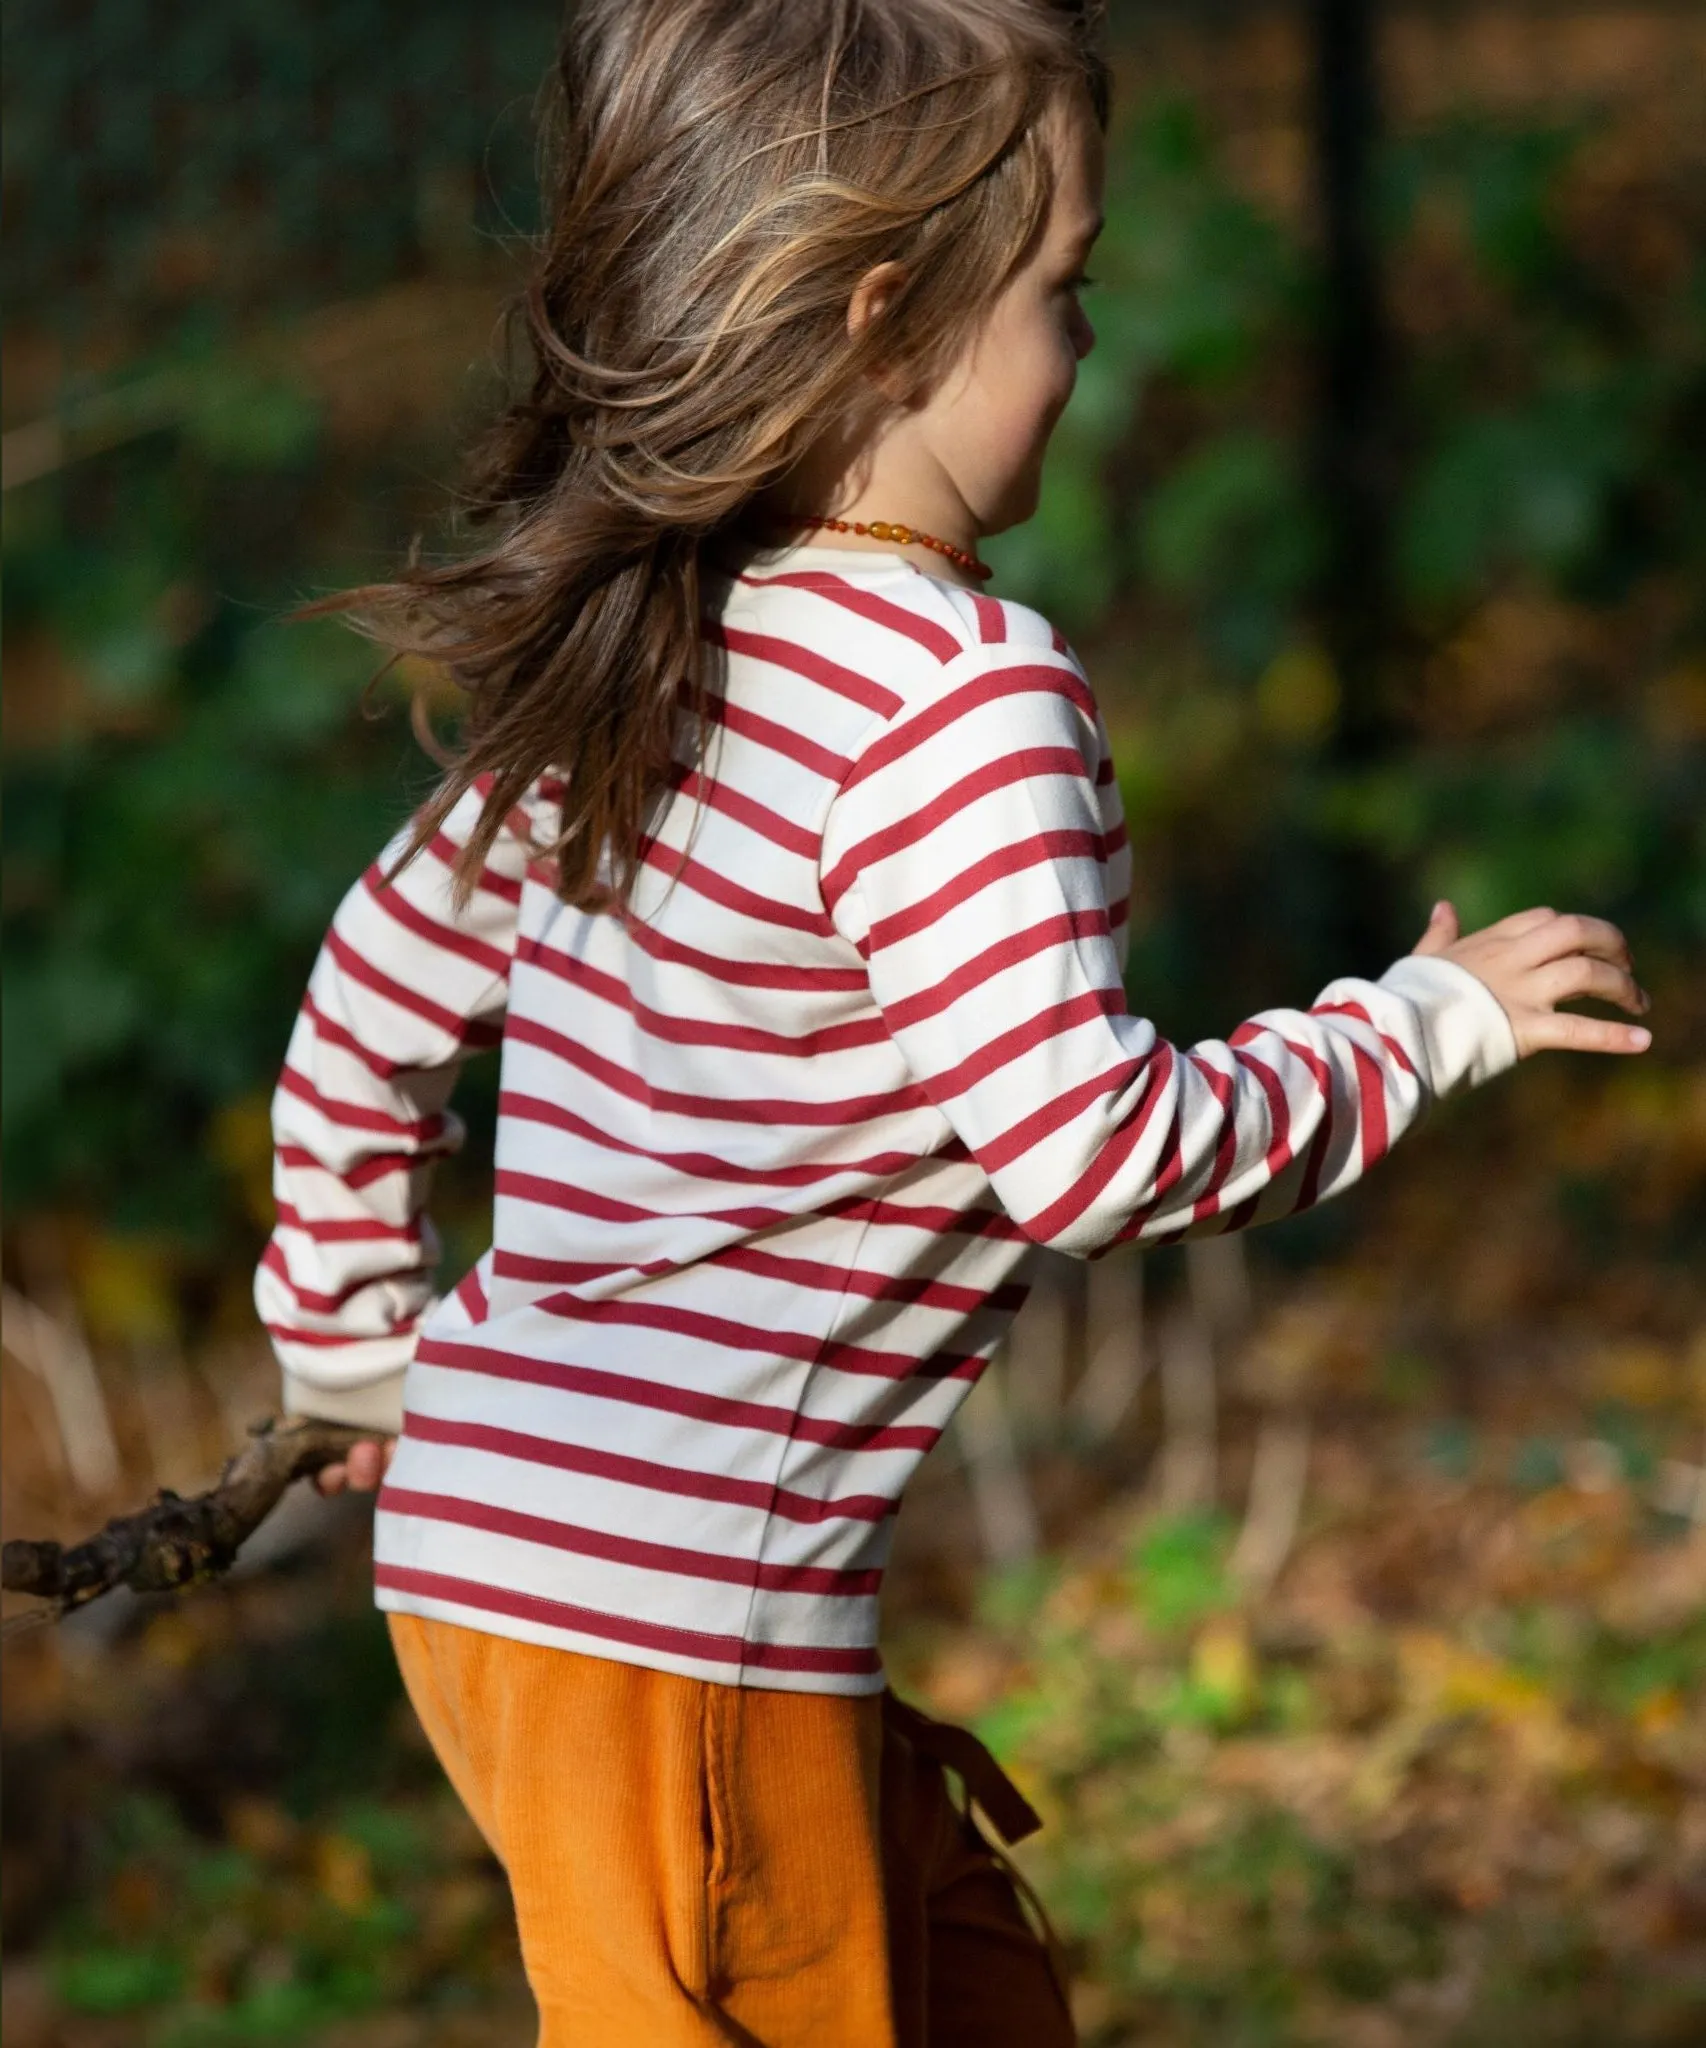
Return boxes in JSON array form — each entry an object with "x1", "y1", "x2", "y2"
[
  {"x1": 954, "y1": 1498, "x2": 1706, "y2": 2045},
  {"x1": 3, "y1": 86, "x2": 1703, "y2": 1303},
  {"x1": 3, "y1": 378, "x2": 437, "y2": 1256}
]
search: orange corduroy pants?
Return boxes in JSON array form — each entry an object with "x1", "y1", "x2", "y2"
[{"x1": 387, "y1": 1612, "x2": 1075, "y2": 2046}]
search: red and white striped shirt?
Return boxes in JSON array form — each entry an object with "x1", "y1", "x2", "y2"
[{"x1": 257, "y1": 537, "x2": 1518, "y2": 1693}]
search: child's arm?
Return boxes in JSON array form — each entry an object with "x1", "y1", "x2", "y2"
[
  {"x1": 253, "y1": 779, "x2": 539, "y2": 1437},
  {"x1": 821, "y1": 638, "x2": 1636, "y2": 1255}
]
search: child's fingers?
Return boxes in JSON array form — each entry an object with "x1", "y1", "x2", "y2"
[
  {"x1": 345, "y1": 1439, "x2": 389, "y2": 1490},
  {"x1": 1511, "y1": 911, "x2": 1633, "y2": 972},
  {"x1": 1410, "y1": 899, "x2": 1459, "y2": 956},
  {"x1": 1490, "y1": 905, "x2": 1556, "y2": 937},
  {"x1": 1532, "y1": 954, "x2": 1649, "y2": 1015},
  {"x1": 311, "y1": 1439, "x2": 394, "y2": 1496},
  {"x1": 1520, "y1": 1010, "x2": 1651, "y2": 1056}
]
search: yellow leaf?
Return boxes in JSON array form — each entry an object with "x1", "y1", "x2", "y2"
[
  {"x1": 1398, "y1": 1631, "x2": 1594, "y2": 1776},
  {"x1": 1191, "y1": 1617, "x2": 1255, "y2": 1716},
  {"x1": 75, "y1": 1232, "x2": 179, "y2": 1344}
]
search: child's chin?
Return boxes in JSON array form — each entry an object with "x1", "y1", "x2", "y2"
[{"x1": 992, "y1": 471, "x2": 1045, "y2": 534}]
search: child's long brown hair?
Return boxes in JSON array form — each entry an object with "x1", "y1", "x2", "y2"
[{"x1": 299, "y1": 0, "x2": 1109, "y2": 912}]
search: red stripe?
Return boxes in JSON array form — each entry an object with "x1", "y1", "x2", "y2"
[
  {"x1": 1232, "y1": 1048, "x2": 1295, "y2": 1179},
  {"x1": 1186, "y1": 1052, "x2": 1241, "y2": 1223},
  {"x1": 361, "y1": 865, "x2": 511, "y2": 978},
  {"x1": 822, "y1": 747, "x2": 1090, "y2": 908},
  {"x1": 515, "y1": 936, "x2": 887, "y2": 1057},
  {"x1": 863, "y1": 829, "x2": 1109, "y2": 953},
  {"x1": 618, "y1": 911, "x2": 869, "y2": 993},
  {"x1": 399, "y1": 1409, "x2": 898, "y2": 1525},
  {"x1": 264, "y1": 1320, "x2": 411, "y2": 1348},
  {"x1": 706, "y1": 1242, "x2": 1024, "y2": 1318},
  {"x1": 1294, "y1": 1112, "x2": 1334, "y2": 1213},
  {"x1": 1241, "y1": 1026, "x2": 1333, "y2": 1112},
  {"x1": 274, "y1": 1204, "x2": 422, "y2": 1246},
  {"x1": 530, "y1": 1287, "x2": 975, "y2": 1387},
  {"x1": 302, "y1": 992, "x2": 499, "y2": 1081},
  {"x1": 260, "y1": 1240, "x2": 422, "y2": 1315},
  {"x1": 500, "y1": 1089, "x2": 928, "y2": 1189},
  {"x1": 971, "y1": 594, "x2": 1007, "y2": 644},
  {"x1": 374, "y1": 1563, "x2": 882, "y2": 1676},
  {"x1": 750, "y1": 570, "x2": 963, "y2": 665},
  {"x1": 277, "y1": 1066, "x2": 447, "y2": 1144},
  {"x1": 924, "y1": 987, "x2": 1127, "y2": 1105},
  {"x1": 1021, "y1": 1043, "x2": 1178, "y2": 1243},
  {"x1": 707, "y1": 620, "x2": 902, "y2": 716},
  {"x1": 381, "y1": 1487, "x2": 881, "y2": 1596},
  {"x1": 277, "y1": 1142, "x2": 452, "y2": 1188},
  {"x1": 639, "y1": 837, "x2": 833, "y2": 937},
  {"x1": 1312, "y1": 1000, "x2": 1420, "y2": 1083},
  {"x1": 840, "y1": 663, "x2": 1098, "y2": 796},
  {"x1": 453, "y1": 1263, "x2": 488, "y2": 1320},
  {"x1": 414, "y1": 1334, "x2": 939, "y2": 1452},
  {"x1": 505, "y1": 1011, "x2": 929, "y2": 1128},
  {"x1": 818, "y1": 1193, "x2": 1029, "y2": 1243},
  {"x1": 670, "y1": 766, "x2": 819, "y2": 860},
  {"x1": 495, "y1": 1166, "x2": 788, "y2": 1235},
  {"x1": 706, "y1": 693, "x2": 852, "y2": 782},
  {"x1": 976, "y1": 1055, "x2": 1147, "y2": 1175},
  {"x1": 424, "y1": 829, "x2": 522, "y2": 905},
  {"x1": 1352, "y1": 1040, "x2": 1390, "y2": 1170},
  {"x1": 322, "y1": 929, "x2": 493, "y2": 1046},
  {"x1": 493, "y1": 1249, "x2": 673, "y2": 1287},
  {"x1": 881, "y1": 911, "x2": 1113, "y2": 1031}
]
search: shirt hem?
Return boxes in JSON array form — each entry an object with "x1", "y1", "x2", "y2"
[{"x1": 373, "y1": 1582, "x2": 890, "y2": 1698}]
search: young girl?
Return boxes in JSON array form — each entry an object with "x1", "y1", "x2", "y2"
[{"x1": 257, "y1": 2, "x2": 1650, "y2": 2040}]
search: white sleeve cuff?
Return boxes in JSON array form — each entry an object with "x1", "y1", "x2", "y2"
[
  {"x1": 280, "y1": 1365, "x2": 407, "y2": 1435},
  {"x1": 1377, "y1": 953, "x2": 1520, "y2": 1098}
]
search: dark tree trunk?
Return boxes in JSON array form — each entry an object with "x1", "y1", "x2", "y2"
[{"x1": 1308, "y1": 0, "x2": 1402, "y2": 967}]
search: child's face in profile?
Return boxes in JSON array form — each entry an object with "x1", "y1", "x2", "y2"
[
  {"x1": 915, "y1": 88, "x2": 1104, "y2": 536},
  {"x1": 756, "y1": 86, "x2": 1105, "y2": 567}
]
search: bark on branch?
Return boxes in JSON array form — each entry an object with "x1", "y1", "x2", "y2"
[{"x1": 2, "y1": 1417, "x2": 374, "y2": 1622}]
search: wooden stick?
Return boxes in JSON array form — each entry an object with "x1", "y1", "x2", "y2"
[{"x1": 2, "y1": 1416, "x2": 375, "y2": 1625}]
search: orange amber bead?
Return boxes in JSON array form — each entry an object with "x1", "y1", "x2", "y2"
[{"x1": 771, "y1": 511, "x2": 993, "y2": 581}]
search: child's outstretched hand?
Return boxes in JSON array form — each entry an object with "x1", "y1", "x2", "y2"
[
  {"x1": 313, "y1": 1436, "x2": 397, "y2": 1497},
  {"x1": 1411, "y1": 900, "x2": 1652, "y2": 1058}
]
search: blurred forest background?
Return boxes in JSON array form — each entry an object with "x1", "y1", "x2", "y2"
[{"x1": 2, "y1": 1, "x2": 1703, "y2": 2042}]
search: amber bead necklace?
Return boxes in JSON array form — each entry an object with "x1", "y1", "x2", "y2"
[{"x1": 774, "y1": 514, "x2": 994, "y2": 583}]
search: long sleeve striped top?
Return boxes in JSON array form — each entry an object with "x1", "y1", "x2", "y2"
[{"x1": 255, "y1": 535, "x2": 1519, "y2": 1694}]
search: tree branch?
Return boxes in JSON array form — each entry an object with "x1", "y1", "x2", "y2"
[{"x1": 2, "y1": 1417, "x2": 375, "y2": 1623}]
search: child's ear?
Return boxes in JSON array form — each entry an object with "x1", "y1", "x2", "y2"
[
  {"x1": 846, "y1": 259, "x2": 908, "y2": 342},
  {"x1": 847, "y1": 261, "x2": 919, "y2": 404}
]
